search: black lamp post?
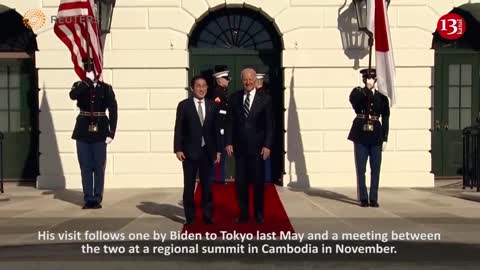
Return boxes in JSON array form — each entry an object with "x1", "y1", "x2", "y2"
[
  {"x1": 352, "y1": 0, "x2": 391, "y2": 72},
  {"x1": 95, "y1": 0, "x2": 116, "y2": 49},
  {"x1": 352, "y1": 0, "x2": 373, "y2": 72}
]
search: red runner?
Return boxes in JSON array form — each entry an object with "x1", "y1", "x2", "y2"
[{"x1": 182, "y1": 183, "x2": 294, "y2": 235}]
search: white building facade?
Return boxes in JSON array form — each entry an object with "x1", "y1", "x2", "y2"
[{"x1": 1, "y1": 0, "x2": 478, "y2": 189}]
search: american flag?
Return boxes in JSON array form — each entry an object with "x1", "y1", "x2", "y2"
[{"x1": 53, "y1": 0, "x2": 103, "y2": 81}]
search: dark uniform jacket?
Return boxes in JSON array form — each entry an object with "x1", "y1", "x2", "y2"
[
  {"x1": 69, "y1": 80, "x2": 118, "y2": 143},
  {"x1": 225, "y1": 90, "x2": 273, "y2": 156},
  {"x1": 210, "y1": 85, "x2": 229, "y2": 133},
  {"x1": 173, "y1": 98, "x2": 222, "y2": 163},
  {"x1": 347, "y1": 87, "x2": 390, "y2": 145}
]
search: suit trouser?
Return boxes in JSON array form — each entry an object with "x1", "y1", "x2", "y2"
[
  {"x1": 76, "y1": 140, "x2": 107, "y2": 204},
  {"x1": 182, "y1": 147, "x2": 213, "y2": 221},
  {"x1": 235, "y1": 154, "x2": 265, "y2": 219},
  {"x1": 353, "y1": 143, "x2": 382, "y2": 202},
  {"x1": 264, "y1": 157, "x2": 272, "y2": 183},
  {"x1": 211, "y1": 149, "x2": 226, "y2": 183}
]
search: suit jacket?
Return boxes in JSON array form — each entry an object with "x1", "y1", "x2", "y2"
[
  {"x1": 69, "y1": 80, "x2": 118, "y2": 142},
  {"x1": 226, "y1": 90, "x2": 273, "y2": 156},
  {"x1": 347, "y1": 87, "x2": 390, "y2": 145},
  {"x1": 174, "y1": 97, "x2": 221, "y2": 163}
]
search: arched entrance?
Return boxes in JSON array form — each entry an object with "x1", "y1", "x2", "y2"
[
  {"x1": 188, "y1": 7, "x2": 284, "y2": 185},
  {"x1": 432, "y1": 3, "x2": 480, "y2": 177},
  {"x1": 0, "y1": 4, "x2": 39, "y2": 181}
]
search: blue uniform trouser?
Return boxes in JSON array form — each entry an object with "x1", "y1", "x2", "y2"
[
  {"x1": 354, "y1": 143, "x2": 382, "y2": 202},
  {"x1": 211, "y1": 149, "x2": 226, "y2": 183},
  {"x1": 76, "y1": 140, "x2": 107, "y2": 204}
]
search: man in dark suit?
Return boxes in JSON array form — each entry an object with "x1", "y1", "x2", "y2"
[
  {"x1": 226, "y1": 68, "x2": 273, "y2": 224},
  {"x1": 174, "y1": 75, "x2": 221, "y2": 225},
  {"x1": 347, "y1": 68, "x2": 390, "y2": 208}
]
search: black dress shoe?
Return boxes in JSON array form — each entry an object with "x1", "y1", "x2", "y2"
[
  {"x1": 82, "y1": 201, "x2": 94, "y2": 209},
  {"x1": 92, "y1": 203, "x2": 102, "y2": 209},
  {"x1": 203, "y1": 218, "x2": 214, "y2": 225},
  {"x1": 360, "y1": 201, "x2": 369, "y2": 207},
  {"x1": 235, "y1": 217, "x2": 249, "y2": 224},
  {"x1": 255, "y1": 217, "x2": 264, "y2": 224},
  {"x1": 369, "y1": 201, "x2": 379, "y2": 207}
]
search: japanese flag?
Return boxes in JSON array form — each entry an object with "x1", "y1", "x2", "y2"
[{"x1": 367, "y1": 0, "x2": 396, "y2": 106}]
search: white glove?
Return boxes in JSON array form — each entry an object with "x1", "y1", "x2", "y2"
[
  {"x1": 382, "y1": 141, "x2": 387, "y2": 151},
  {"x1": 105, "y1": 137, "x2": 113, "y2": 144}
]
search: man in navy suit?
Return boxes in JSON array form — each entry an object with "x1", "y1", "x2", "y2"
[
  {"x1": 174, "y1": 76, "x2": 221, "y2": 225},
  {"x1": 226, "y1": 68, "x2": 273, "y2": 224}
]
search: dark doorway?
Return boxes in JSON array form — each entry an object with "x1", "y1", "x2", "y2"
[
  {"x1": 0, "y1": 5, "x2": 39, "y2": 181},
  {"x1": 188, "y1": 8, "x2": 284, "y2": 185}
]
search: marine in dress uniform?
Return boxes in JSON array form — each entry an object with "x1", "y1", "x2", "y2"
[
  {"x1": 69, "y1": 58, "x2": 118, "y2": 209},
  {"x1": 347, "y1": 68, "x2": 390, "y2": 208},
  {"x1": 209, "y1": 65, "x2": 231, "y2": 183},
  {"x1": 255, "y1": 73, "x2": 272, "y2": 183}
]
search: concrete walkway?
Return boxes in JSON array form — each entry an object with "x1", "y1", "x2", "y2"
[{"x1": 0, "y1": 181, "x2": 479, "y2": 268}]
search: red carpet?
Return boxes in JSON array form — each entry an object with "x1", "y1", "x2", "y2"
[{"x1": 182, "y1": 183, "x2": 295, "y2": 235}]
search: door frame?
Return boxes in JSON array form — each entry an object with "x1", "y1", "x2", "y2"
[
  {"x1": 188, "y1": 49, "x2": 285, "y2": 184},
  {"x1": 0, "y1": 53, "x2": 39, "y2": 181}
]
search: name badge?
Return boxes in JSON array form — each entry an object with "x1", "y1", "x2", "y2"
[{"x1": 219, "y1": 110, "x2": 227, "y2": 115}]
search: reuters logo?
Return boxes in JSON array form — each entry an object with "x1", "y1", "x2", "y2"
[{"x1": 23, "y1": 9, "x2": 46, "y2": 30}]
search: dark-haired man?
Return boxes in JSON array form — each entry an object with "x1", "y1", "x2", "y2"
[{"x1": 174, "y1": 76, "x2": 221, "y2": 225}]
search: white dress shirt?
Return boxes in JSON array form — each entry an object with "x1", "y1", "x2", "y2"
[{"x1": 243, "y1": 88, "x2": 256, "y2": 110}]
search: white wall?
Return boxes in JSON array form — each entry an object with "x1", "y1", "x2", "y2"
[{"x1": 18, "y1": 0, "x2": 472, "y2": 189}]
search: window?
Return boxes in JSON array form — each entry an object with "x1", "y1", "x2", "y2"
[
  {"x1": 189, "y1": 8, "x2": 281, "y2": 50},
  {"x1": 447, "y1": 64, "x2": 472, "y2": 130}
]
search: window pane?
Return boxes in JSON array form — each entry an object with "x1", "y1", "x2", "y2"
[
  {"x1": 461, "y1": 86, "x2": 471, "y2": 108},
  {"x1": 0, "y1": 89, "x2": 7, "y2": 110},
  {"x1": 9, "y1": 111, "x2": 21, "y2": 132},
  {"x1": 448, "y1": 86, "x2": 460, "y2": 107},
  {"x1": 0, "y1": 112, "x2": 7, "y2": 132},
  {"x1": 461, "y1": 109, "x2": 471, "y2": 129},
  {"x1": 461, "y1": 64, "x2": 472, "y2": 85},
  {"x1": 449, "y1": 64, "x2": 460, "y2": 85},
  {"x1": 0, "y1": 69, "x2": 7, "y2": 88},
  {"x1": 199, "y1": 31, "x2": 215, "y2": 44},
  {"x1": 9, "y1": 88, "x2": 21, "y2": 110},
  {"x1": 9, "y1": 69, "x2": 20, "y2": 88},
  {"x1": 448, "y1": 109, "x2": 460, "y2": 130}
]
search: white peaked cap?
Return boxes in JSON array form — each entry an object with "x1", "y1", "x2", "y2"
[{"x1": 213, "y1": 70, "x2": 229, "y2": 78}]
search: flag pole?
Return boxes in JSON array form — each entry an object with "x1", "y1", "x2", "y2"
[
  {"x1": 85, "y1": 18, "x2": 91, "y2": 76},
  {"x1": 366, "y1": 29, "x2": 373, "y2": 74}
]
